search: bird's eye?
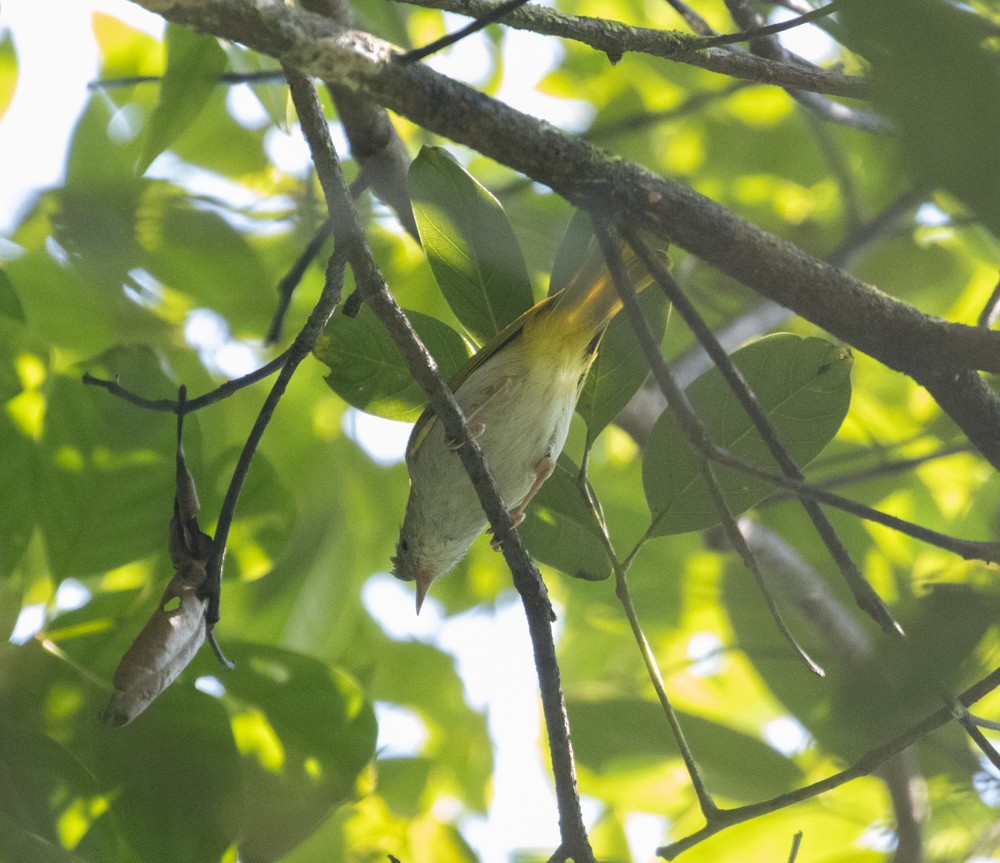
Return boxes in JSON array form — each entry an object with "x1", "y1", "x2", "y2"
[{"x1": 398, "y1": 538, "x2": 409, "y2": 556}]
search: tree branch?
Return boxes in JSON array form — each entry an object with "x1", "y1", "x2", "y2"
[
  {"x1": 127, "y1": 0, "x2": 1000, "y2": 469},
  {"x1": 395, "y1": 0, "x2": 868, "y2": 98},
  {"x1": 282, "y1": 65, "x2": 595, "y2": 863},
  {"x1": 658, "y1": 662, "x2": 1000, "y2": 859},
  {"x1": 82, "y1": 350, "x2": 291, "y2": 414},
  {"x1": 301, "y1": 0, "x2": 418, "y2": 239},
  {"x1": 624, "y1": 226, "x2": 898, "y2": 633}
]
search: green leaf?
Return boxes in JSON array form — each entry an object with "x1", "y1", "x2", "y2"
[
  {"x1": 643, "y1": 334, "x2": 852, "y2": 536},
  {"x1": 409, "y1": 146, "x2": 533, "y2": 343},
  {"x1": 567, "y1": 695, "x2": 803, "y2": 801},
  {"x1": 314, "y1": 305, "x2": 470, "y2": 421},
  {"x1": 219, "y1": 642, "x2": 377, "y2": 862},
  {"x1": 0, "y1": 269, "x2": 25, "y2": 322},
  {"x1": 92, "y1": 684, "x2": 244, "y2": 863},
  {"x1": 578, "y1": 285, "x2": 667, "y2": 440},
  {"x1": 138, "y1": 184, "x2": 274, "y2": 335},
  {"x1": 227, "y1": 45, "x2": 288, "y2": 131},
  {"x1": 840, "y1": 0, "x2": 1000, "y2": 234},
  {"x1": 520, "y1": 454, "x2": 611, "y2": 581},
  {"x1": 136, "y1": 25, "x2": 227, "y2": 175},
  {"x1": 0, "y1": 717, "x2": 98, "y2": 848},
  {"x1": 0, "y1": 409, "x2": 36, "y2": 577},
  {"x1": 0, "y1": 29, "x2": 17, "y2": 124},
  {"x1": 370, "y1": 638, "x2": 492, "y2": 812},
  {"x1": 92, "y1": 13, "x2": 163, "y2": 84},
  {"x1": 58, "y1": 97, "x2": 145, "y2": 291},
  {"x1": 0, "y1": 814, "x2": 89, "y2": 863},
  {"x1": 37, "y1": 347, "x2": 181, "y2": 578}
]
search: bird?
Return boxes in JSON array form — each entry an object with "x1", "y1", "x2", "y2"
[{"x1": 392, "y1": 234, "x2": 653, "y2": 611}]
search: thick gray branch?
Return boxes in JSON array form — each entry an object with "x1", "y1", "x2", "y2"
[{"x1": 131, "y1": 0, "x2": 1000, "y2": 471}]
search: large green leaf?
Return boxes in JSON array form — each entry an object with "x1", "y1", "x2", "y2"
[
  {"x1": 841, "y1": 0, "x2": 1000, "y2": 235},
  {"x1": 409, "y1": 147, "x2": 534, "y2": 344},
  {"x1": 92, "y1": 685, "x2": 244, "y2": 863},
  {"x1": 0, "y1": 269, "x2": 25, "y2": 323},
  {"x1": 136, "y1": 25, "x2": 227, "y2": 174},
  {"x1": 219, "y1": 641, "x2": 377, "y2": 863},
  {"x1": 57, "y1": 97, "x2": 145, "y2": 292},
  {"x1": 0, "y1": 717, "x2": 98, "y2": 849},
  {"x1": 138, "y1": 184, "x2": 274, "y2": 336},
  {"x1": 37, "y1": 347, "x2": 180, "y2": 579},
  {"x1": 92, "y1": 12, "x2": 163, "y2": 88},
  {"x1": 724, "y1": 558, "x2": 999, "y2": 763},
  {"x1": 0, "y1": 814, "x2": 89, "y2": 863},
  {"x1": 548, "y1": 208, "x2": 594, "y2": 297},
  {"x1": 643, "y1": 334, "x2": 852, "y2": 536},
  {"x1": 314, "y1": 305, "x2": 469, "y2": 421},
  {"x1": 567, "y1": 695, "x2": 804, "y2": 802}
]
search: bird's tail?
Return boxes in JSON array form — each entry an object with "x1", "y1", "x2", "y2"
[{"x1": 551, "y1": 236, "x2": 659, "y2": 334}]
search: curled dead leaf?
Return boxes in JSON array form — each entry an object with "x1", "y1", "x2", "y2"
[
  {"x1": 100, "y1": 573, "x2": 207, "y2": 727},
  {"x1": 101, "y1": 387, "x2": 216, "y2": 726}
]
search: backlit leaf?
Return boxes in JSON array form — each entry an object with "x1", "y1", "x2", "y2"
[
  {"x1": 136, "y1": 25, "x2": 227, "y2": 174},
  {"x1": 315, "y1": 305, "x2": 469, "y2": 421},
  {"x1": 643, "y1": 334, "x2": 852, "y2": 536},
  {"x1": 0, "y1": 30, "x2": 17, "y2": 124},
  {"x1": 409, "y1": 146, "x2": 533, "y2": 344}
]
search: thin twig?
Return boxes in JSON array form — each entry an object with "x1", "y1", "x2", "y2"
[
  {"x1": 268, "y1": 220, "x2": 334, "y2": 344},
  {"x1": 267, "y1": 175, "x2": 370, "y2": 343},
  {"x1": 88, "y1": 70, "x2": 285, "y2": 89},
  {"x1": 82, "y1": 350, "x2": 290, "y2": 414},
  {"x1": 772, "y1": 442, "x2": 972, "y2": 498},
  {"x1": 623, "y1": 226, "x2": 898, "y2": 634},
  {"x1": 662, "y1": 0, "x2": 714, "y2": 35},
  {"x1": 805, "y1": 110, "x2": 862, "y2": 230},
  {"x1": 595, "y1": 217, "x2": 823, "y2": 676},
  {"x1": 283, "y1": 65, "x2": 596, "y2": 863},
  {"x1": 399, "y1": 0, "x2": 531, "y2": 63},
  {"x1": 695, "y1": 1, "x2": 838, "y2": 49},
  {"x1": 201, "y1": 244, "x2": 345, "y2": 626},
  {"x1": 575, "y1": 460, "x2": 720, "y2": 818},
  {"x1": 696, "y1": 447, "x2": 1000, "y2": 564},
  {"x1": 718, "y1": 0, "x2": 890, "y2": 134},
  {"x1": 787, "y1": 832, "x2": 804, "y2": 863},
  {"x1": 978, "y1": 272, "x2": 1000, "y2": 329},
  {"x1": 971, "y1": 714, "x2": 1000, "y2": 731},
  {"x1": 658, "y1": 663, "x2": 1000, "y2": 858},
  {"x1": 947, "y1": 696, "x2": 1000, "y2": 772},
  {"x1": 586, "y1": 81, "x2": 751, "y2": 142}
]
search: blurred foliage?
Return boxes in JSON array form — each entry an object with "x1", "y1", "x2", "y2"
[{"x1": 1, "y1": 1, "x2": 999, "y2": 861}]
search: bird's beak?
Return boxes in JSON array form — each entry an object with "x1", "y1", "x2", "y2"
[{"x1": 415, "y1": 569, "x2": 433, "y2": 614}]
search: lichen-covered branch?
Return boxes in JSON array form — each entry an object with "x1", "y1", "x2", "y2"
[{"x1": 396, "y1": 0, "x2": 869, "y2": 99}]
